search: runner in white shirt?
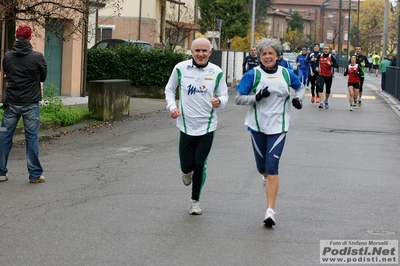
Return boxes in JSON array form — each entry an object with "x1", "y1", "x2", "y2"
[
  {"x1": 165, "y1": 38, "x2": 229, "y2": 215},
  {"x1": 235, "y1": 37, "x2": 305, "y2": 227}
]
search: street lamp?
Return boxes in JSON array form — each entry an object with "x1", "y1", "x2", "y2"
[
  {"x1": 216, "y1": 18, "x2": 223, "y2": 49},
  {"x1": 82, "y1": 0, "x2": 106, "y2": 97},
  {"x1": 314, "y1": 9, "x2": 317, "y2": 44},
  {"x1": 356, "y1": 0, "x2": 360, "y2": 46},
  {"x1": 321, "y1": 1, "x2": 330, "y2": 44},
  {"x1": 138, "y1": 0, "x2": 142, "y2": 39},
  {"x1": 338, "y1": 0, "x2": 343, "y2": 58},
  {"x1": 309, "y1": 9, "x2": 318, "y2": 44},
  {"x1": 347, "y1": 1, "x2": 357, "y2": 59},
  {"x1": 250, "y1": 0, "x2": 256, "y2": 50}
]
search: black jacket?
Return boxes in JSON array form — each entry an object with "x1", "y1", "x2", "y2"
[
  {"x1": 2, "y1": 40, "x2": 47, "y2": 105},
  {"x1": 242, "y1": 55, "x2": 259, "y2": 73}
]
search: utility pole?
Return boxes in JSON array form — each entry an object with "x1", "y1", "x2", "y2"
[
  {"x1": 356, "y1": 0, "x2": 360, "y2": 46},
  {"x1": 382, "y1": 0, "x2": 389, "y2": 58},
  {"x1": 338, "y1": 0, "x2": 343, "y2": 59},
  {"x1": 138, "y1": 0, "x2": 142, "y2": 39},
  {"x1": 250, "y1": 0, "x2": 256, "y2": 49},
  {"x1": 347, "y1": 0, "x2": 352, "y2": 59},
  {"x1": 216, "y1": 19, "x2": 223, "y2": 49}
]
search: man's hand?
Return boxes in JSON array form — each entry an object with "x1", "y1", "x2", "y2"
[
  {"x1": 210, "y1": 97, "x2": 221, "y2": 108},
  {"x1": 1, "y1": 103, "x2": 9, "y2": 110},
  {"x1": 170, "y1": 108, "x2": 181, "y2": 119},
  {"x1": 256, "y1": 87, "x2": 270, "y2": 101},
  {"x1": 292, "y1": 98, "x2": 302, "y2": 109}
]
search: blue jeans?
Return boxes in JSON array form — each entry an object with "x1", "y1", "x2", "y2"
[{"x1": 0, "y1": 103, "x2": 43, "y2": 180}]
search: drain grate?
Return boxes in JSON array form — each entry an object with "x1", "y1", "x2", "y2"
[
  {"x1": 327, "y1": 129, "x2": 398, "y2": 135},
  {"x1": 366, "y1": 229, "x2": 396, "y2": 236}
]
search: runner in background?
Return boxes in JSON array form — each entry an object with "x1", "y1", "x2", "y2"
[
  {"x1": 372, "y1": 52, "x2": 381, "y2": 77},
  {"x1": 242, "y1": 46, "x2": 260, "y2": 74},
  {"x1": 296, "y1": 47, "x2": 310, "y2": 89},
  {"x1": 344, "y1": 55, "x2": 363, "y2": 111},
  {"x1": 307, "y1": 44, "x2": 321, "y2": 104},
  {"x1": 352, "y1": 46, "x2": 369, "y2": 107}
]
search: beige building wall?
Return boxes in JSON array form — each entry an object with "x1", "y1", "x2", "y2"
[
  {"x1": 268, "y1": 16, "x2": 287, "y2": 39},
  {"x1": 61, "y1": 30, "x2": 84, "y2": 97},
  {"x1": 97, "y1": 0, "x2": 198, "y2": 48}
]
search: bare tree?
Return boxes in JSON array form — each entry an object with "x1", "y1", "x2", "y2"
[
  {"x1": 326, "y1": 19, "x2": 339, "y2": 49},
  {"x1": 0, "y1": 0, "x2": 124, "y2": 49},
  {"x1": 150, "y1": 2, "x2": 196, "y2": 50}
]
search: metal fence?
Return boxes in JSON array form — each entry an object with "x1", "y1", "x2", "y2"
[
  {"x1": 337, "y1": 58, "x2": 348, "y2": 74},
  {"x1": 208, "y1": 50, "x2": 245, "y2": 87},
  {"x1": 385, "y1": 66, "x2": 400, "y2": 101},
  {"x1": 337, "y1": 60, "x2": 400, "y2": 102}
]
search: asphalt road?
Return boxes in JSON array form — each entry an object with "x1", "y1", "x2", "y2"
[{"x1": 1, "y1": 73, "x2": 399, "y2": 266}]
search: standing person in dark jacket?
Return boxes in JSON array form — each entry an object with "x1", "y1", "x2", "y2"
[
  {"x1": 242, "y1": 46, "x2": 259, "y2": 74},
  {"x1": 307, "y1": 43, "x2": 321, "y2": 104},
  {"x1": 0, "y1": 25, "x2": 47, "y2": 183},
  {"x1": 315, "y1": 44, "x2": 338, "y2": 109}
]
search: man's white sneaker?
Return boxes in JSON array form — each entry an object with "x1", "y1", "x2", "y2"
[
  {"x1": 189, "y1": 200, "x2": 202, "y2": 215},
  {"x1": 182, "y1": 171, "x2": 193, "y2": 186},
  {"x1": 0, "y1": 174, "x2": 9, "y2": 182},
  {"x1": 264, "y1": 208, "x2": 276, "y2": 228}
]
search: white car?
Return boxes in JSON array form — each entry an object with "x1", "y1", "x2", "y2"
[
  {"x1": 91, "y1": 39, "x2": 152, "y2": 51},
  {"x1": 283, "y1": 52, "x2": 298, "y2": 75}
]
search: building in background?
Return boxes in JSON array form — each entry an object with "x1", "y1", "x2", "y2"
[
  {"x1": 268, "y1": 0, "x2": 357, "y2": 56},
  {"x1": 95, "y1": 0, "x2": 199, "y2": 50}
]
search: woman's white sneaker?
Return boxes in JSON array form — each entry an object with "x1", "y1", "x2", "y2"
[{"x1": 264, "y1": 208, "x2": 276, "y2": 228}]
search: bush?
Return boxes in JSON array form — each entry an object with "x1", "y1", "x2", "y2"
[
  {"x1": 88, "y1": 44, "x2": 191, "y2": 86},
  {"x1": 0, "y1": 84, "x2": 91, "y2": 127},
  {"x1": 87, "y1": 48, "x2": 123, "y2": 81},
  {"x1": 40, "y1": 92, "x2": 91, "y2": 126}
]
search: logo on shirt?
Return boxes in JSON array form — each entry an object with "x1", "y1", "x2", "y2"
[{"x1": 187, "y1": 84, "x2": 208, "y2": 95}]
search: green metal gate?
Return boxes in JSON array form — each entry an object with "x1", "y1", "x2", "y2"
[{"x1": 44, "y1": 21, "x2": 63, "y2": 95}]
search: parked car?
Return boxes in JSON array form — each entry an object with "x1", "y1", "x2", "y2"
[
  {"x1": 283, "y1": 52, "x2": 298, "y2": 75},
  {"x1": 91, "y1": 39, "x2": 152, "y2": 51}
]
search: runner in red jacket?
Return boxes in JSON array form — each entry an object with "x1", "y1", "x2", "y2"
[
  {"x1": 344, "y1": 55, "x2": 363, "y2": 111},
  {"x1": 315, "y1": 44, "x2": 338, "y2": 109}
]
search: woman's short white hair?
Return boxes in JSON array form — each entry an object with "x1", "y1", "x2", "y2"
[{"x1": 255, "y1": 37, "x2": 282, "y2": 57}]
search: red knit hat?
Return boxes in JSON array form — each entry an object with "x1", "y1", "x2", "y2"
[{"x1": 15, "y1": 25, "x2": 32, "y2": 40}]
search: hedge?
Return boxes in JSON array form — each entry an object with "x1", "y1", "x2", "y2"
[{"x1": 87, "y1": 44, "x2": 191, "y2": 87}]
